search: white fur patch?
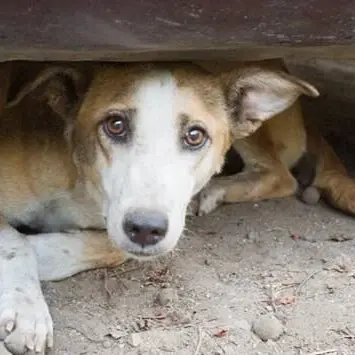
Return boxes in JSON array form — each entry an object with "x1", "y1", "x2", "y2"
[{"x1": 0, "y1": 227, "x2": 53, "y2": 353}]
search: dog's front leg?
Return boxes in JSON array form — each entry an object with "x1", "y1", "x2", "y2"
[
  {"x1": 0, "y1": 215, "x2": 53, "y2": 354},
  {"x1": 27, "y1": 229, "x2": 127, "y2": 282}
]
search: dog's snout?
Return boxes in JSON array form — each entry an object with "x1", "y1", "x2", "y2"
[{"x1": 123, "y1": 209, "x2": 168, "y2": 247}]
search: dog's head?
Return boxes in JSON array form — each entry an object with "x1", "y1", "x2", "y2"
[{"x1": 7, "y1": 62, "x2": 318, "y2": 258}]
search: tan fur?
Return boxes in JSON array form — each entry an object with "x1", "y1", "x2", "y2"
[
  {"x1": 81, "y1": 230, "x2": 127, "y2": 269},
  {"x1": 0, "y1": 95, "x2": 76, "y2": 216},
  {"x1": 197, "y1": 59, "x2": 355, "y2": 217}
]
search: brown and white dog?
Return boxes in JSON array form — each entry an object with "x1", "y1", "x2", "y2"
[{"x1": 0, "y1": 60, "x2": 317, "y2": 354}]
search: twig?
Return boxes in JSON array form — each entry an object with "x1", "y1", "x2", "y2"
[
  {"x1": 267, "y1": 285, "x2": 277, "y2": 313},
  {"x1": 296, "y1": 270, "x2": 322, "y2": 296},
  {"x1": 331, "y1": 326, "x2": 355, "y2": 339},
  {"x1": 103, "y1": 269, "x2": 112, "y2": 300},
  {"x1": 305, "y1": 349, "x2": 337, "y2": 355},
  {"x1": 194, "y1": 327, "x2": 203, "y2": 355},
  {"x1": 267, "y1": 227, "x2": 289, "y2": 233}
]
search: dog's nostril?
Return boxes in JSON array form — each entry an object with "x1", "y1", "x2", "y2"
[{"x1": 122, "y1": 209, "x2": 168, "y2": 247}]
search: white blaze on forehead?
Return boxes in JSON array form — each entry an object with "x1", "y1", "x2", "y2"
[
  {"x1": 133, "y1": 71, "x2": 178, "y2": 153},
  {"x1": 132, "y1": 70, "x2": 213, "y2": 152},
  {"x1": 126, "y1": 71, "x2": 193, "y2": 204}
]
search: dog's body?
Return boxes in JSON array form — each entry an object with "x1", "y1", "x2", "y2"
[
  {"x1": 197, "y1": 60, "x2": 355, "y2": 217},
  {"x1": 0, "y1": 60, "x2": 319, "y2": 354}
]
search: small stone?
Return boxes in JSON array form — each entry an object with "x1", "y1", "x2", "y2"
[
  {"x1": 129, "y1": 332, "x2": 142, "y2": 347},
  {"x1": 156, "y1": 288, "x2": 178, "y2": 306},
  {"x1": 300, "y1": 186, "x2": 320, "y2": 205},
  {"x1": 103, "y1": 340, "x2": 111, "y2": 349},
  {"x1": 252, "y1": 314, "x2": 284, "y2": 341},
  {"x1": 246, "y1": 231, "x2": 258, "y2": 242},
  {"x1": 107, "y1": 329, "x2": 125, "y2": 339}
]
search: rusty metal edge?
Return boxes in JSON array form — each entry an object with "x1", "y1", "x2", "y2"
[{"x1": 2, "y1": 45, "x2": 355, "y2": 63}]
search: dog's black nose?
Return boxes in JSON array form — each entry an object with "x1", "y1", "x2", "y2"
[{"x1": 123, "y1": 209, "x2": 168, "y2": 247}]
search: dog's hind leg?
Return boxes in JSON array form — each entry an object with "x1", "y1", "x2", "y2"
[
  {"x1": 27, "y1": 230, "x2": 127, "y2": 282},
  {"x1": 307, "y1": 124, "x2": 355, "y2": 216},
  {"x1": 0, "y1": 214, "x2": 53, "y2": 354},
  {"x1": 197, "y1": 127, "x2": 298, "y2": 216}
]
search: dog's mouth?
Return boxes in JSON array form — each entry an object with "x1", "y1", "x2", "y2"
[
  {"x1": 124, "y1": 248, "x2": 167, "y2": 260},
  {"x1": 108, "y1": 236, "x2": 171, "y2": 260}
]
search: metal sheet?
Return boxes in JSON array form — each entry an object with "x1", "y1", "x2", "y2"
[{"x1": 0, "y1": 1, "x2": 354, "y2": 61}]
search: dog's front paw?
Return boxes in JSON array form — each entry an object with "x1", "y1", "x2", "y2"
[
  {"x1": 197, "y1": 184, "x2": 226, "y2": 216},
  {"x1": 0, "y1": 288, "x2": 53, "y2": 354}
]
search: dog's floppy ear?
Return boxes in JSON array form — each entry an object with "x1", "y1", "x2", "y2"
[
  {"x1": 223, "y1": 67, "x2": 319, "y2": 139},
  {"x1": 6, "y1": 65, "x2": 90, "y2": 119}
]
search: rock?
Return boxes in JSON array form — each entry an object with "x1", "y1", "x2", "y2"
[
  {"x1": 301, "y1": 186, "x2": 320, "y2": 205},
  {"x1": 129, "y1": 332, "x2": 142, "y2": 347},
  {"x1": 252, "y1": 314, "x2": 284, "y2": 341},
  {"x1": 103, "y1": 340, "x2": 111, "y2": 349},
  {"x1": 156, "y1": 288, "x2": 178, "y2": 306},
  {"x1": 106, "y1": 329, "x2": 126, "y2": 340},
  {"x1": 246, "y1": 231, "x2": 258, "y2": 242}
]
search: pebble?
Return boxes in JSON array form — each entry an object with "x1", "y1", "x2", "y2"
[
  {"x1": 300, "y1": 186, "x2": 320, "y2": 205},
  {"x1": 204, "y1": 259, "x2": 211, "y2": 266},
  {"x1": 103, "y1": 340, "x2": 111, "y2": 349},
  {"x1": 252, "y1": 314, "x2": 284, "y2": 341},
  {"x1": 129, "y1": 332, "x2": 142, "y2": 347},
  {"x1": 156, "y1": 288, "x2": 178, "y2": 306},
  {"x1": 246, "y1": 231, "x2": 258, "y2": 242}
]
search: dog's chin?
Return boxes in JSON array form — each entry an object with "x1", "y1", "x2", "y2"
[
  {"x1": 123, "y1": 245, "x2": 175, "y2": 260},
  {"x1": 125, "y1": 251, "x2": 162, "y2": 261},
  {"x1": 109, "y1": 239, "x2": 172, "y2": 261}
]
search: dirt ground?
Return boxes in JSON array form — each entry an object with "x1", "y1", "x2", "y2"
[
  {"x1": 42, "y1": 199, "x2": 355, "y2": 355},
  {"x1": 22, "y1": 198, "x2": 355, "y2": 355},
  {"x1": 3, "y1": 59, "x2": 355, "y2": 355}
]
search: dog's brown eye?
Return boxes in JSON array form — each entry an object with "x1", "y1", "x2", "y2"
[
  {"x1": 103, "y1": 114, "x2": 128, "y2": 138},
  {"x1": 184, "y1": 126, "x2": 208, "y2": 149}
]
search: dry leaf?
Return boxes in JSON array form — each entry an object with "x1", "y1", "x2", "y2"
[{"x1": 214, "y1": 329, "x2": 228, "y2": 337}]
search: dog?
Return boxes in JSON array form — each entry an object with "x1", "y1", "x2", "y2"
[
  {"x1": 0, "y1": 60, "x2": 317, "y2": 354},
  {"x1": 195, "y1": 59, "x2": 355, "y2": 218}
]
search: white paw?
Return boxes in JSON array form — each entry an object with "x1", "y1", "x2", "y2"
[
  {"x1": 0, "y1": 289, "x2": 53, "y2": 354},
  {"x1": 198, "y1": 185, "x2": 226, "y2": 216}
]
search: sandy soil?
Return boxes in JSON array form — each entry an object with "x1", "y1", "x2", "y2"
[
  {"x1": 8, "y1": 198, "x2": 353, "y2": 355},
  {"x1": 3, "y1": 59, "x2": 355, "y2": 355}
]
